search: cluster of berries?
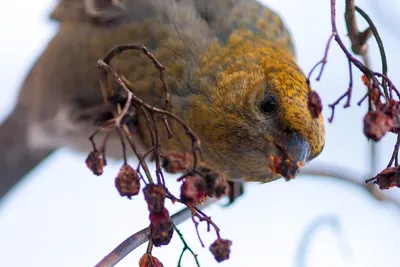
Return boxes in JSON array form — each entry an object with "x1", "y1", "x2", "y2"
[{"x1": 86, "y1": 150, "x2": 232, "y2": 263}]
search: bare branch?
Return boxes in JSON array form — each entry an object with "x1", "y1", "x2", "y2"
[
  {"x1": 95, "y1": 198, "x2": 219, "y2": 267},
  {"x1": 300, "y1": 164, "x2": 400, "y2": 211}
]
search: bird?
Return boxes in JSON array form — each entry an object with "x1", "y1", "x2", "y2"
[{"x1": 0, "y1": 0, "x2": 325, "y2": 200}]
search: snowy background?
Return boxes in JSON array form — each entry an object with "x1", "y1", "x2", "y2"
[{"x1": 1, "y1": 0, "x2": 400, "y2": 266}]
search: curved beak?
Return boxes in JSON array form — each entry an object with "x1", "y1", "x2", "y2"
[{"x1": 266, "y1": 132, "x2": 310, "y2": 180}]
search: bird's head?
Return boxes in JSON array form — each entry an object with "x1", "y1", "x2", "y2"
[{"x1": 188, "y1": 38, "x2": 325, "y2": 182}]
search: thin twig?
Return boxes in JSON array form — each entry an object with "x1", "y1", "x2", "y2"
[
  {"x1": 116, "y1": 127, "x2": 128, "y2": 165},
  {"x1": 173, "y1": 223, "x2": 201, "y2": 267},
  {"x1": 307, "y1": 0, "x2": 383, "y2": 122},
  {"x1": 306, "y1": 33, "x2": 335, "y2": 86},
  {"x1": 326, "y1": 59, "x2": 353, "y2": 122},
  {"x1": 345, "y1": 0, "x2": 371, "y2": 56},
  {"x1": 136, "y1": 147, "x2": 156, "y2": 171},
  {"x1": 387, "y1": 134, "x2": 400, "y2": 168},
  {"x1": 89, "y1": 120, "x2": 114, "y2": 151},
  {"x1": 344, "y1": 1, "x2": 379, "y2": 176},
  {"x1": 355, "y1": 6, "x2": 388, "y2": 91},
  {"x1": 102, "y1": 45, "x2": 171, "y2": 110},
  {"x1": 121, "y1": 124, "x2": 154, "y2": 184},
  {"x1": 150, "y1": 113, "x2": 163, "y2": 184},
  {"x1": 97, "y1": 59, "x2": 203, "y2": 172}
]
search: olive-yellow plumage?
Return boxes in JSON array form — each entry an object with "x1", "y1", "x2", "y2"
[
  {"x1": 182, "y1": 30, "x2": 324, "y2": 182},
  {"x1": 0, "y1": 0, "x2": 325, "y2": 199}
]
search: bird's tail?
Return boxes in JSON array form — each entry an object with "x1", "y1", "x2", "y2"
[{"x1": 0, "y1": 106, "x2": 54, "y2": 200}]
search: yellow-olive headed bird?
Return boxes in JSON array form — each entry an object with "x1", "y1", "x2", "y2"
[{"x1": 0, "y1": 0, "x2": 325, "y2": 200}]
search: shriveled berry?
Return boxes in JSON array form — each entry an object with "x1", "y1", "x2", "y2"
[
  {"x1": 139, "y1": 254, "x2": 164, "y2": 267},
  {"x1": 149, "y1": 208, "x2": 174, "y2": 247},
  {"x1": 143, "y1": 184, "x2": 166, "y2": 213},
  {"x1": 307, "y1": 91, "x2": 322, "y2": 119},
  {"x1": 180, "y1": 175, "x2": 207, "y2": 205},
  {"x1": 149, "y1": 208, "x2": 170, "y2": 227},
  {"x1": 209, "y1": 238, "x2": 232, "y2": 263},
  {"x1": 205, "y1": 171, "x2": 229, "y2": 198},
  {"x1": 368, "y1": 167, "x2": 400, "y2": 190},
  {"x1": 162, "y1": 152, "x2": 192, "y2": 173},
  {"x1": 379, "y1": 100, "x2": 400, "y2": 132},
  {"x1": 85, "y1": 151, "x2": 106, "y2": 176},
  {"x1": 115, "y1": 164, "x2": 140, "y2": 199},
  {"x1": 363, "y1": 111, "x2": 393, "y2": 141}
]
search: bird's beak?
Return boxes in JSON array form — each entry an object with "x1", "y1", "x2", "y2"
[{"x1": 265, "y1": 133, "x2": 311, "y2": 180}]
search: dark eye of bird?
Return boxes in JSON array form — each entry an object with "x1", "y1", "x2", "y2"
[{"x1": 261, "y1": 96, "x2": 276, "y2": 113}]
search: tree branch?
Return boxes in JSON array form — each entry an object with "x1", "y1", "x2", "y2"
[
  {"x1": 300, "y1": 164, "x2": 400, "y2": 211},
  {"x1": 95, "y1": 198, "x2": 219, "y2": 267}
]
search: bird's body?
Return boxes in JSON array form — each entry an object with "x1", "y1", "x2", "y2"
[{"x1": 0, "y1": 0, "x2": 325, "y2": 199}]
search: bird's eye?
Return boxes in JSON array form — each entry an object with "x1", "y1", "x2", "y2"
[{"x1": 260, "y1": 96, "x2": 276, "y2": 113}]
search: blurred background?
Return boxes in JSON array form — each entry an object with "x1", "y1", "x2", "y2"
[{"x1": 0, "y1": 0, "x2": 400, "y2": 266}]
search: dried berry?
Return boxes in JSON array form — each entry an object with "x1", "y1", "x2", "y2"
[
  {"x1": 209, "y1": 238, "x2": 232, "y2": 263},
  {"x1": 139, "y1": 254, "x2": 164, "y2": 267},
  {"x1": 115, "y1": 164, "x2": 140, "y2": 199},
  {"x1": 369, "y1": 167, "x2": 400, "y2": 190},
  {"x1": 307, "y1": 90, "x2": 322, "y2": 119},
  {"x1": 180, "y1": 175, "x2": 207, "y2": 205},
  {"x1": 379, "y1": 100, "x2": 400, "y2": 131},
  {"x1": 205, "y1": 171, "x2": 229, "y2": 198},
  {"x1": 149, "y1": 208, "x2": 170, "y2": 228},
  {"x1": 149, "y1": 208, "x2": 174, "y2": 247},
  {"x1": 85, "y1": 151, "x2": 106, "y2": 176},
  {"x1": 363, "y1": 111, "x2": 393, "y2": 141},
  {"x1": 143, "y1": 184, "x2": 166, "y2": 213},
  {"x1": 162, "y1": 152, "x2": 192, "y2": 173}
]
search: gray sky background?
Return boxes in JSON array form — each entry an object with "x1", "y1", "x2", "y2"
[{"x1": 0, "y1": 0, "x2": 400, "y2": 266}]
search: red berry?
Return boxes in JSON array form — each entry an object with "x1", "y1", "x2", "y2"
[
  {"x1": 149, "y1": 208, "x2": 174, "y2": 247},
  {"x1": 139, "y1": 254, "x2": 164, "y2": 267},
  {"x1": 307, "y1": 91, "x2": 322, "y2": 119},
  {"x1": 180, "y1": 175, "x2": 207, "y2": 205}
]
